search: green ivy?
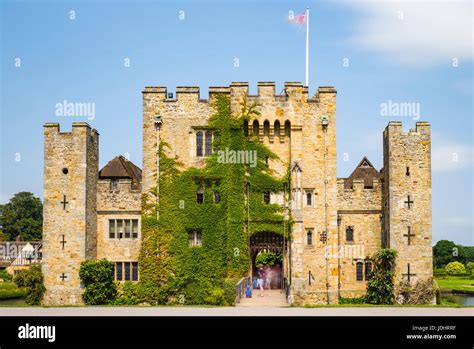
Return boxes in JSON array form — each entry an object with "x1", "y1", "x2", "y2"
[
  {"x1": 255, "y1": 251, "x2": 283, "y2": 268},
  {"x1": 139, "y1": 95, "x2": 290, "y2": 305},
  {"x1": 365, "y1": 249, "x2": 397, "y2": 305},
  {"x1": 79, "y1": 259, "x2": 117, "y2": 305}
]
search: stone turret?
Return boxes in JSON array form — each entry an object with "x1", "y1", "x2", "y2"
[
  {"x1": 42, "y1": 122, "x2": 99, "y2": 305},
  {"x1": 382, "y1": 121, "x2": 433, "y2": 287}
]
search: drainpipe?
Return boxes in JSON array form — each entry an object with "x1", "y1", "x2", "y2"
[
  {"x1": 322, "y1": 115, "x2": 329, "y2": 304},
  {"x1": 155, "y1": 115, "x2": 162, "y2": 221},
  {"x1": 337, "y1": 214, "x2": 342, "y2": 301}
]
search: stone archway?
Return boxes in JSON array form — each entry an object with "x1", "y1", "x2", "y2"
[{"x1": 250, "y1": 232, "x2": 286, "y2": 289}]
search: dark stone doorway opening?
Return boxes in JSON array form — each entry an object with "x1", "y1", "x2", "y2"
[{"x1": 250, "y1": 232, "x2": 286, "y2": 289}]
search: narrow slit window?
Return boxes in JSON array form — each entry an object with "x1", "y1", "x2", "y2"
[
  {"x1": 109, "y1": 220, "x2": 115, "y2": 239},
  {"x1": 116, "y1": 262, "x2": 123, "y2": 281},
  {"x1": 263, "y1": 192, "x2": 270, "y2": 204},
  {"x1": 197, "y1": 186, "x2": 204, "y2": 204},
  {"x1": 346, "y1": 226, "x2": 354, "y2": 241},
  {"x1": 132, "y1": 219, "x2": 139, "y2": 239},
  {"x1": 196, "y1": 131, "x2": 203, "y2": 157},
  {"x1": 124, "y1": 262, "x2": 131, "y2": 281},
  {"x1": 205, "y1": 131, "x2": 213, "y2": 156},
  {"x1": 132, "y1": 262, "x2": 138, "y2": 281},
  {"x1": 125, "y1": 220, "x2": 131, "y2": 239},
  {"x1": 117, "y1": 220, "x2": 123, "y2": 239},
  {"x1": 307, "y1": 230, "x2": 313, "y2": 246},
  {"x1": 356, "y1": 262, "x2": 363, "y2": 281}
]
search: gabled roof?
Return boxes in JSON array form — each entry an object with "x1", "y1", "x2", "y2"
[
  {"x1": 344, "y1": 157, "x2": 380, "y2": 189},
  {"x1": 99, "y1": 156, "x2": 142, "y2": 182}
]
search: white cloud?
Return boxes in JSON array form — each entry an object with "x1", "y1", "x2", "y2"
[
  {"x1": 431, "y1": 133, "x2": 473, "y2": 172},
  {"x1": 343, "y1": 0, "x2": 473, "y2": 66}
]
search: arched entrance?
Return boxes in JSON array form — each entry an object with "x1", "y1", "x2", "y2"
[{"x1": 250, "y1": 232, "x2": 286, "y2": 289}]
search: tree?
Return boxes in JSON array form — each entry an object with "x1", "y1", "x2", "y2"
[
  {"x1": 433, "y1": 240, "x2": 458, "y2": 268},
  {"x1": 79, "y1": 259, "x2": 117, "y2": 305},
  {"x1": 366, "y1": 249, "x2": 397, "y2": 305},
  {"x1": 0, "y1": 192, "x2": 43, "y2": 241},
  {"x1": 445, "y1": 261, "x2": 466, "y2": 275},
  {"x1": 466, "y1": 262, "x2": 474, "y2": 274},
  {"x1": 464, "y1": 246, "x2": 474, "y2": 264},
  {"x1": 14, "y1": 265, "x2": 45, "y2": 305}
]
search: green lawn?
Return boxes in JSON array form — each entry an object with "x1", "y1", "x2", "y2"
[
  {"x1": 0, "y1": 282, "x2": 26, "y2": 299},
  {"x1": 435, "y1": 276, "x2": 474, "y2": 293}
]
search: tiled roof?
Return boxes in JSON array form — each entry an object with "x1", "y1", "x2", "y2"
[
  {"x1": 99, "y1": 156, "x2": 142, "y2": 182},
  {"x1": 344, "y1": 157, "x2": 381, "y2": 189}
]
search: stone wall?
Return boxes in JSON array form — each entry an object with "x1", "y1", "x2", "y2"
[
  {"x1": 383, "y1": 121, "x2": 433, "y2": 289},
  {"x1": 96, "y1": 179, "x2": 141, "y2": 263},
  {"x1": 42, "y1": 122, "x2": 98, "y2": 306},
  {"x1": 337, "y1": 178, "x2": 382, "y2": 298},
  {"x1": 142, "y1": 82, "x2": 339, "y2": 305}
]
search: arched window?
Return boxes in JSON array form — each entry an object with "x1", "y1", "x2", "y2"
[
  {"x1": 196, "y1": 131, "x2": 203, "y2": 157},
  {"x1": 243, "y1": 120, "x2": 249, "y2": 137},
  {"x1": 365, "y1": 262, "x2": 372, "y2": 281},
  {"x1": 356, "y1": 262, "x2": 363, "y2": 281},
  {"x1": 252, "y1": 120, "x2": 259, "y2": 137},
  {"x1": 285, "y1": 120, "x2": 291, "y2": 137},
  {"x1": 306, "y1": 192, "x2": 312, "y2": 206},
  {"x1": 346, "y1": 226, "x2": 354, "y2": 241},
  {"x1": 196, "y1": 186, "x2": 204, "y2": 204},
  {"x1": 274, "y1": 120, "x2": 280, "y2": 136},
  {"x1": 306, "y1": 230, "x2": 313, "y2": 245},
  {"x1": 263, "y1": 120, "x2": 270, "y2": 136},
  {"x1": 205, "y1": 131, "x2": 213, "y2": 156}
]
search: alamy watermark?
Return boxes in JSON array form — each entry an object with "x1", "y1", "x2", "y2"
[
  {"x1": 217, "y1": 147, "x2": 257, "y2": 168},
  {"x1": 324, "y1": 244, "x2": 366, "y2": 259},
  {"x1": 380, "y1": 100, "x2": 420, "y2": 120},
  {"x1": 55, "y1": 100, "x2": 96, "y2": 120}
]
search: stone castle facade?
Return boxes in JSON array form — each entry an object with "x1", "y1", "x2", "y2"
[{"x1": 42, "y1": 82, "x2": 432, "y2": 305}]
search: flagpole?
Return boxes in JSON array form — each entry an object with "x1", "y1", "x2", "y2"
[{"x1": 305, "y1": 7, "x2": 309, "y2": 87}]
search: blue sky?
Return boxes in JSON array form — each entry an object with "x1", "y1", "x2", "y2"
[{"x1": 1, "y1": 0, "x2": 472, "y2": 245}]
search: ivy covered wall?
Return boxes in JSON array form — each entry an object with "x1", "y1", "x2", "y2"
[{"x1": 139, "y1": 95, "x2": 290, "y2": 305}]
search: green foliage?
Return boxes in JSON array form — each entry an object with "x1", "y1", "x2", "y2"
[
  {"x1": 13, "y1": 265, "x2": 45, "y2": 305},
  {"x1": 139, "y1": 95, "x2": 289, "y2": 304},
  {"x1": 255, "y1": 251, "x2": 283, "y2": 268},
  {"x1": 79, "y1": 259, "x2": 117, "y2": 305},
  {"x1": 445, "y1": 261, "x2": 466, "y2": 275},
  {"x1": 0, "y1": 281, "x2": 27, "y2": 299},
  {"x1": 0, "y1": 192, "x2": 43, "y2": 241},
  {"x1": 466, "y1": 262, "x2": 474, "y2": 274},
  {"x1": 464, "y1": 246, "x2": 474, "y2": 263},
  {"x1": 365, "y1": 249, "x2": 397, "y2": 305},
  {"x1": 339, "y1": 297, "x2": 366, "y2": 304},
  {"x1": 0, "y1": 269, "x2": 13, "y2": 282},
  {"x1": 432, "y1": 240, "x2": 470, "y2": 268}
]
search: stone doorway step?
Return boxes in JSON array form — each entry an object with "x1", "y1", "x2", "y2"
[{"x1": 236, "y1": 289, "x2": 289, "y2": 307}]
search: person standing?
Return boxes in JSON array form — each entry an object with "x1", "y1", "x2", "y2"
[
  {"x1": 265, "y1": 266, "x2": 273, "y2": 290},
  {"x1": 257, "y1": 268, "x2": 265, "y2": 296}
]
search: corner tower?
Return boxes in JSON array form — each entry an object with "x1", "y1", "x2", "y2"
[
  {"x1": 42, "y1": 122, "x2": 99, "y2": 305},
  {"x1": 382, "y1": 121, "x2": 432, "y2": 286}
]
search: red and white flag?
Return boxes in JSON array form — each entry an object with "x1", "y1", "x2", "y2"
[{"x1": 288, "y1": 12, "x2": 306, "y2": 25}]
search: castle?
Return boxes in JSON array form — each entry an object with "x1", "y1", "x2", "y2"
[{"x1": 41, "y1": 82, "x2": 433, "y2": 305}]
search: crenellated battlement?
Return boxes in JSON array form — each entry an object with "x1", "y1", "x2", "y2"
[
  {"x1": 142, "y1": 82, "x2": 336, "y2": 104},
  {"x1": 384, "y1": 121, "x2": 431, "y2": 138},
  {"x1": 44, "y1": 122, "x2": 99, "y2": 138}
]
